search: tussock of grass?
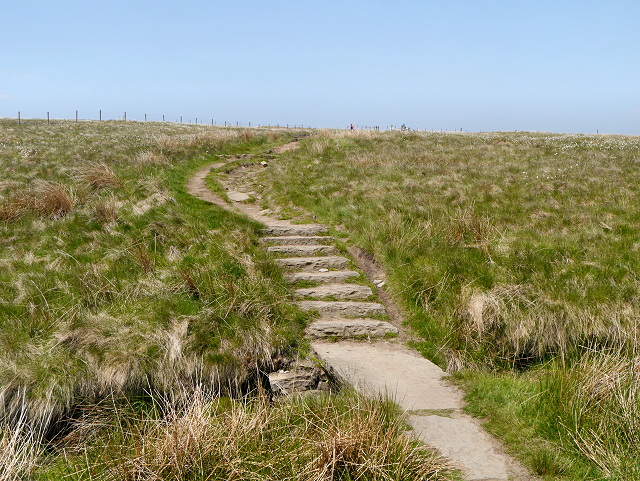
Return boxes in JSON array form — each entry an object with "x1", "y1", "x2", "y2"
[
  {"x1": 540, "y1": 349, "x2": 640, "y2": 479},
  {"x1": 56, "y1": 388, "x2": 451, "y2": 481},
  {"x1": 93, "y1": 197, "x2": 117, "y2": 223},
  {"x1": 0, "y1": 414, "x2": 44, "y2": 481},
  {"x1": 0, "y1": 180, "x2": 75, "y2": 221},
  {"x1": 134, "y1": 150, "x2": 168, "y2": 167},
  {"x1": 79, "y1": 162, "x2": 123, "y2": 190}
]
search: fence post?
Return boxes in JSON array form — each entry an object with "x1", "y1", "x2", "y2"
[
  {"x1": 196, "y1": 118, "x2": 197, "y2": 124},
  {"x1": 145, "y1": 114, "x2": 147, "y2": 122},
  {"x1": 99, "y1": 110, "x2": 102, "y2": 121},
  {"x1": 47, "y1": 112, "x2": 49, "y2": 124},
  {"x1": 124, "y1": 112, "x2": 126, "y2": 121},
  {"x1": 163, "y1": 115, "x2": 165, "y2": 122},
  {"x1": 18, "y1": 112, "x2": 20, "y2": 125},
  {"x1": 76, "y1": 110, "x2": 78, "y2": 123},
  {"x1": 180, "y1": 116, "x2": 182, "y2": 123}
]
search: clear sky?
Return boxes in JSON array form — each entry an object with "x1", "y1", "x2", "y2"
[{"x1": 2, "y1": 1, "x2": 638, "y2": 134}]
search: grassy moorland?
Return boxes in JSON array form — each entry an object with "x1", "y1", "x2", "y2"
[
  {"x1": 262, "y1": 129, "x2": 640, "y2": 479},
  {"x1": 0, "y1": 119, "x2": 304, "y2": 421},
  {"x1": 0, "y1": 119, "x2": 453, "y2": 480}
]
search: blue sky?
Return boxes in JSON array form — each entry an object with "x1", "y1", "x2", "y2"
[{"x1": 2, "y1": 1, "x2": 638, "y2": 134}]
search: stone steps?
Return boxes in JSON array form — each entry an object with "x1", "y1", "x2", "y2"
[
  {"x1": 298, "y1": 300, "x2": 387, "y2": 317},
  {"x1": 293, "y1": 283, "x2": 372, "y2": 300},
  {"x1": 192, "y1": 162, "x2": 523, "y2": 481},
  {"x1": 274, "y1": 256, "x2": 349, "y2": 271},
  {"x1": 262, "y1": 225, "x2": 327, "y2": 237},
  {"x1": 268, "y1": 244, "x2": 336, "y2": 256},
  {"x1": 284, "y1": 270, "x2": 360, "y2": 284},
  {"x1": 260, "y1": 235, "x2": 334, "y2": 246},
  {"x1": 307, "y1": 318, "x2": 398, "y2": 338},
  {"x1": 264, "y1": 222, "x2": 391, "y2": 339}
]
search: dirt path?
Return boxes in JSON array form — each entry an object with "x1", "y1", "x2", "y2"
[{"x1": 187, "y1": 140, "x2": 539, "y2": 481}]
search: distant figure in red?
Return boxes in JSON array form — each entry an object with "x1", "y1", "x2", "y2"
[{"x1": 350, "y1": 123, "x2": 354, "y2": 130}]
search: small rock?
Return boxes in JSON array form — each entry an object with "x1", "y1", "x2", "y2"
[
  {"x1": 318, "y1": 268, "x2": 329, "y2": 273},
  {"x1": 373, "y1": 279, "x2": 383, "y2": 285},
  {"x1": 228, "y1": 192, "x2": 250, "y2": 202},
  {"x1": 376, "y1": 282, "x2": 385, "y2": 288}
]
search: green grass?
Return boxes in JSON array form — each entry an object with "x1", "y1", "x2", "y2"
[
  {"x1": 0, "y1": 120, "x2": 308, "y2": 430},
  {"x1": 1, "y1": 121, "x2": 452, "y2": 480},
  {"x1": 262, "y1": 129, "x2": 640, "y2": 363},
  {"x1": 259, "y1": 128, "x2": 640, "y2": 479}
]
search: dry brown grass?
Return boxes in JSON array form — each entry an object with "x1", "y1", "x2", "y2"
[
  {"x1": 0, "y1": 404, "x2": 49, "y2": 481},
  {"x1": 542, "y1": 349, "x2": 640, "y2": 478},
  {"x1": 129, "y1": 240, "x2": 154, "y2": 274},
  {"x1": 0, "y1": 181, "x2": 75, "y2": 221},
  {"x1": 76, "y1": 389, "x2": 452, "y2": 481},
  {"x1": 80, "y1": 162, "x2": 123, "y2": 190},
  {"x1": 93, "y1": 198, "x2": 118, "y2": 224},
  {"x1": 459, "y1": 283, "x2": 640, "y2": 366},
  {"x1": 154, "y1": 128, "x2": 245, "y2": 152},
  {"x1": 133, "y1": 150, "x2": 168, "y2": 167}
]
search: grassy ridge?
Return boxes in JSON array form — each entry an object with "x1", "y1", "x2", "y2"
[{"x1": 261, "y1": 128, "x2": 640, "y2": 479}]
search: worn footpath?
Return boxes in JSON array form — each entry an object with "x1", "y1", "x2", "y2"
[{"x1": 186, "y1": 139, "x2": 538, "y2": 481}]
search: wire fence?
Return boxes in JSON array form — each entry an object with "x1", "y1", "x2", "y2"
[
  {"x1": 7, "y1": 111, "x2": 479, "y2": 133},
  {"x1": 9, "y1": 110, "x2": 318, "y2": 130}
]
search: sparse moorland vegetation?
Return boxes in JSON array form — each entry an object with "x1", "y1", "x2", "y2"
[
  {"x1": 261, "y1": 128, "x2": 640, "y2": 479},
  {"x1": 0, "y1": 119, "x2": 451, "y2": 480}
]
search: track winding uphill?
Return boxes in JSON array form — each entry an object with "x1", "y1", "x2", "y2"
[{"x1": 187, "y1": 138, "x2": 538, "y2": 481}]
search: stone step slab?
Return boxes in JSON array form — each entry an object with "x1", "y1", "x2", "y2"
[
  {"x1": 260, "y1": 236, "x2": 335, "y2": 246},
  {"x1": 310, "y1": 342, "x2": 512, "y2": 480},
  {"x1": 284, "y1": 270, "x2": 360, "y2": 284},
  {"x1": 275, "y1": 256, "x2": 349, "y2": 271},
  {"x1": 298, "y1": 300, "x2": 386, "y2": 317},
  {"x1": 311, "y1": 342, "x2": 462, "y2": 412},
  {"x1": 228, "y1": 191, "x2": 251, "y2": 202},
  {"x1": 408, "y1": 415, "x2": 510, "y2": 481},
  {"x1": 294, "y1": 283, "x2": 372, "y2": 300},
  {"x1": 262, "y1": 224, "x2": 327, "y2": 236},
  {"x1": 307, "y1": 318, "x2": 398, "y2": 338},
  {"x1": 268, "y1": 245, "x2": 336, "y2": 256}
]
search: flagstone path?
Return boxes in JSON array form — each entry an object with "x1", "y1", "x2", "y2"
[{"x1": 186, "y1": 139, "x2": 539, "y2": 481}]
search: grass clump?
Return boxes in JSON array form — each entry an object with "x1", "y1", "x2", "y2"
[
  {"x1": 0, "y1": 180, "x2": 75, "y2": 221},
  {"x1": 43, "y1": 388, "x2": 451, "y2": 481},
  {"x1": 79, "y1": 162, "x2": 123, "y2": 190},
  {"x1": 0, "y1": 405, "x2": 48, "y2": 481}
]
